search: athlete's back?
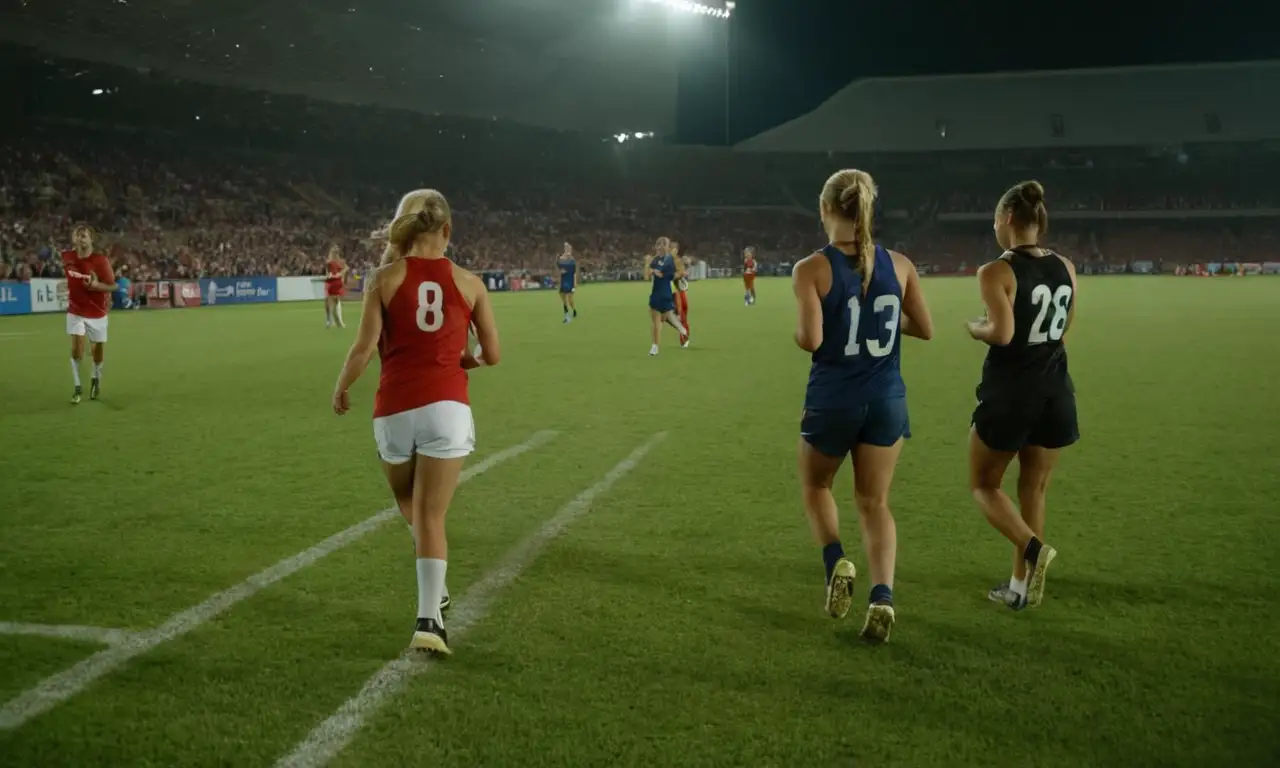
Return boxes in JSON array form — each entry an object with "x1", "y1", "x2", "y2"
[
  {"x1": 375, "y1": 257, "x2": 473, "y2": 418},
  {"x1": 806, "y1": 244, "x2": 905, "y2": 409},
  {"x1": 980, "y1": 247, "x2": 1074, "y2": 398}
]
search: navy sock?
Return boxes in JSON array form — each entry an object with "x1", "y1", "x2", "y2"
[
  {"x1": 822, "y1": 541, "x2": 845, "y2": 584},
  {"x1": 1023, "y1": 536, "x2": 1043, "y2": 567},
  {"x1": 869, "y1": 584, "x2": 893, "y2": 605}
]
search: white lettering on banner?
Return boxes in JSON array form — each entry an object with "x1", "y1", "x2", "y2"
[
  {"x1": 30, "y1": 278, "x2": 68, "y2": 314},
  {"x1": 276, "y1": 277, "x2": 329, "y2": 302}
]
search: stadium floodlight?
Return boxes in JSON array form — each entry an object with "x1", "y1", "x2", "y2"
[{"x1": 638, "y1": 0, "x2": 733, "y2": 20}]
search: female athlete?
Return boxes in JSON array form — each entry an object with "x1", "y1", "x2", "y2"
[
  {"x1": 645, "y1": 237, "x2": 687, "y2": 356},
  {"x1": 332, "y1": 189, "x2": 500, "y2": 655},
  {"x1": 671, "y1": 240, "x2": 690, "y2": 347},
  {"x1": 792, "y1": 169, "x2": 933, "y2": 644},
  {"x1": 967, "y1": 180, "x2": 1076, "y2": 611},
  {"x1": 322, "y1": 244, "x2": 349, "y2": 329},
  {"x1": 557, "y1": 242, "x2": 578, "y2": 323}
]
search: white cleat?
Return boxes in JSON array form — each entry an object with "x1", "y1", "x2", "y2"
[{"x1": 649, "y1": 345, "x2": 659, "y2": 356}]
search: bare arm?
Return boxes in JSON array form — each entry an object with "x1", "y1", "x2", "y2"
[
  {"x1": 791, "y1": 258, "x2": 823, "y2": 353},
  {"x1": 644, "y1": 257, "x2": 654, "y2": 281},
  {"x1": 332, "y1": 282, "x2": 384, "y2": 412},
  {"x1": 470, "y1": 282, "x2": 501, "y2": 366},
  {"x1": 894, "y1": 252, "x2": 933, "y2": 341},
  {"x1": 675, "y1": 256, "x2": 687, "y2": 280},
  {"x1": 967, "y1": 261, "x2": 1015, "y2": 346}
]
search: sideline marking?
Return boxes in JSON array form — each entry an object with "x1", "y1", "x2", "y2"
[
  {"x1": 276, "y1": 433, "x2": 667, "y2": 768},
  {"x1": 0, "y1": 623, "x2": 134, "y2": 646},
  {"x1": 0, "y1": 430, "x2": 558, "y2": 731}
]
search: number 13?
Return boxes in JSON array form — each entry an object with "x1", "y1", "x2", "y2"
[{"x1": 844, "y1": 294, "x2": 901, "y2": 358}]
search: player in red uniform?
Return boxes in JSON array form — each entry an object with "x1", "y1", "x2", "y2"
[
  {"x1": 323, "y1": 245, "x2": 349, "y2": 329},
  {"x1": 743, "y1": 246, "x2": 758, "y2": 306},
  {"x1": 62, "y1": 224, "x2": 117, "y2": 404},
  {"x1": 332, "y1": 189, "x2": 500, "y2": 656},
  {"x1": 671, "y1": 241, "x2": 691, "y2": 348}
]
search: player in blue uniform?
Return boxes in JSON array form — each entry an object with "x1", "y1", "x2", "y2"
[
  {"x1": 792, "y1": 169, "x2": 934, "y2": 644},
  {"x1": 645, "y1": 237, "x2": 687, "y2": 356},
  {"x1": 967, "y1": 181, "x2": 1076, "y2": 611},
  {"x1": 557, "y1": 242, "x2": 578, "y2": 323}
]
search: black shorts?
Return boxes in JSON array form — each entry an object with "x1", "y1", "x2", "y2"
[
  {"x1": 972, "y1": 390, "x2": 1079, "y2": 453},
  {"x1": 801, "y1": 397, "x2": 911, "y2": 458}
]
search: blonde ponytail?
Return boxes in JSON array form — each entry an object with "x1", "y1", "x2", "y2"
[
  {"x1": 822, "y1": 169, "x2": 879, "y2": 295},
  {"x1": 379, "y1": 189, "x2": 452, "y2": 265}
]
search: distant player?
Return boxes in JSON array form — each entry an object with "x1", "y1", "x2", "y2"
[
  {"x1": 671, "y1": 240, "x2": 690, "y2": 348},
  {"x1": 557, "y1": 242, "x2": 578, "y2": 323},
  {"x1": 323, "y1": 245, "x2": 349, "y2": 328},
  {"x1": 62, "y1": 224, "x2": 117, "y2": 404},
  {"x1": 966, "y1": 180, "x2": 1076, "y2": 611},
  {"x1": 332, "y1": 189, "x2": 500, "y2": 655},
  {"x1": 792, "y1": 170, "x2": 933, "y2": 644},
  {"x1": 743, "y1": 247, "x2": 758, "y2": 306},
  {"x1": 645, "y1": 237, "x2": 687, "y2": 356}
]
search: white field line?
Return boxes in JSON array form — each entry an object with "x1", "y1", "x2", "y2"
[
  {"x1": 0, "y1": 429, "x2": 558, "y2": 731},
  {"x1": 0, "y1": 332, "x2": 32, "y2": 339},
  {"x1": 276, "y1": 432, "x2": 667, "y2": 768},
  {"x1": 0, "y1": 622, "x2": 134, "y2": 646}
]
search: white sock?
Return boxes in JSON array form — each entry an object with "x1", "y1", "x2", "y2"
[
  {"x1": 93, "y1": 362, "x2": 103, "y2": 380},
  {"x1": 666, "y1": 316, "x2": 687, "y2": 335},
  {"x1": 335, "y1": 302, "x2": 344, "y2": 325},
  {"x1": 1010, "y1": 576, "x2": 1027, "y2": 597},
  {"x1": 325, "y1": 305, "x2": 332, "y2": 325},
  {"x1": 71, "y1": 359, "x2": 81, "y2": 387},
  {"x1": 416, "y1": 558, "x2": 447, "y2": 622}
]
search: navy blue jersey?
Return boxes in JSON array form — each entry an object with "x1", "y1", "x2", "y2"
[
  {"x1": 558, "y1": 257, "x2": 577, "y2": 291},
  {"x1": 649, "y1": 254, "x2": 676, "y2": 310},
  {"x1": 804, "y1": 244, "x2": 906, "y2": 410}
]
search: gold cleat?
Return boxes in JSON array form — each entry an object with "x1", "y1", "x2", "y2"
[
  {"x1": 825, "y1": 558, "x2": 857, "y2": 619},
  {"x1": 860, "y1": 603, "x2": 895, "y2": 644},
  {"x1": 1025, "y1": 545, "x2": 1057, "y2": 608},
  {"x1": 409, "y1": 619, "x2": 452, "y2": 656}
]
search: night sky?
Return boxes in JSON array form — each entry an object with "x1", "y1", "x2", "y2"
[{"x1": 680, "y1": 0, "x2": 1278, "y2": 144}]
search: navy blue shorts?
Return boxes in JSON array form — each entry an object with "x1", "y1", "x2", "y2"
[
  {"x1": 560, "y1": 283, "x2": 574, "y2": 295},
  {"x1": 801, "y1": 397, "x2": 911, "y2": 457},
  {"x1": 649, "y1": 296, "x2": 675, "y2": 313}
]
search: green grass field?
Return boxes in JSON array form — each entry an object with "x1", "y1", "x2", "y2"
[{"x1": 1, "y1": 276, "x2": 1278, "y2": 767}]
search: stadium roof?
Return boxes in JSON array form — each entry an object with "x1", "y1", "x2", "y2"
[
  {"x1": 0, "y1": 0, "x2": 690, "y2": 135},
  {"x1": 737, "y1": 60, "x2": 1280, "y2": 153}
]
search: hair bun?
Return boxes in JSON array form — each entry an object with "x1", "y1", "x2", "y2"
[{"x1": 1019, "y1": 181, "x2": 1045, "y2": 207}]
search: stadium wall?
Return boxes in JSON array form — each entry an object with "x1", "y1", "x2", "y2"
[
  {"x1": 737, "y1": 61, "x2": 1280, "y2": 153},
  {"x1": 4, "y1": 266, "x2": 1279, "y2": 318}
]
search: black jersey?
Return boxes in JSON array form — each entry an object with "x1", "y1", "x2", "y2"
[{"x1": 979, "y1": 247, "x2": 1074, "y2": 398}]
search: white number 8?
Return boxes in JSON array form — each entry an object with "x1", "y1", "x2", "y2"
[
  {"x1": 416, "y1": 281, "x2": 444, "y2": 332},
  {"x1": 1028, "y1": 284, "x2": 1072, "y2": 344}
]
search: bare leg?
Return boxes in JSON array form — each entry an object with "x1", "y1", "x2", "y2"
[
  {"x1": 797, "y1": 438, "x2": 856, "y2": 619},
  {"x1": 851, "y1": 439, "x2": 903, "y2": 591},
  {"x1": 1013, "y1": 445, "x2": 1061, "y2": 579},
  {"x1": 969, "y1": 428, "x2": 1031, "y2": 550}
]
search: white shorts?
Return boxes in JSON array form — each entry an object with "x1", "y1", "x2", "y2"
[
  {"x1": 373, "y1": 401, "x2": 475, "y2": 463},
  {"x1": 67, "y1": 314, "x2": 109, "y2": 343}
]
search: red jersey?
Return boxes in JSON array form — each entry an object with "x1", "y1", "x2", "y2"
[
  {"x1": 744, "y1": 257, "x2": 757, "y2": 276},
  {"x1": 62, "y1": 251, "x2": 114, "y2": 319},
  {"x1": 374, "y1": 258, "x2": 473, "y2": 418},
  {"x1": 325, "y1": 260, "x2": 345, "y2": 296}
]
